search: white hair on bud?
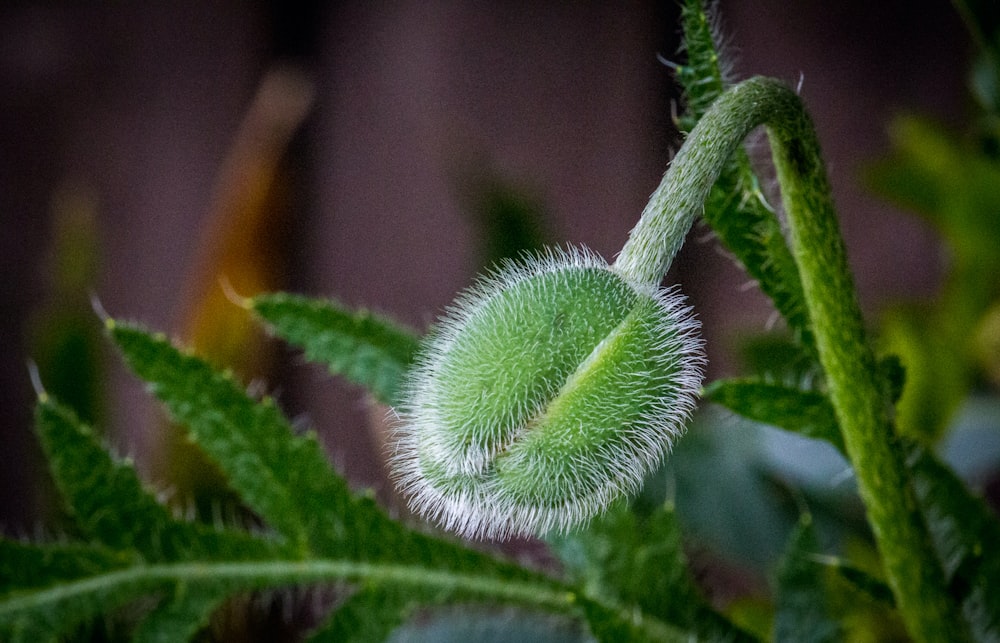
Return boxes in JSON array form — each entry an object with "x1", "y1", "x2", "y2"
[{"x1": 390, "y1": 246, "x2": 704, "y2": 540}]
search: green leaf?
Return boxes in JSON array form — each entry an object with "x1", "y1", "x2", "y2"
[
  {"x1": 0, "y1": 562, "x2": 170, "y2": 642},
  {"x1": 0, "y1": 539, "x2": 131, "y2": 596},
  {"x1": 549, "y1": 501, "x2": 754, "y2": 642},
  {"x1": 867, "y1": 115, "x2": 1000, "y2": 439},
  {"x1": 108, "y1": 319, "x2": 358, "y2": 555},
  {"x1": 703, "y1": 379, "x2": 844, "y2": 453},
  {"x1": 105, "y1": 319, "x2": 549, "y2": 579},
  {"x1": 34, "y1": 396, "x2": 275, "y2": 562},
  {"x1": 35, "y1": 396, "x2": 171, "y2": 554},
  {"x1": 250, "y1": 292, "x2": 420, "y2": 407},
  {"x1": 677, "y1": 0, "x2": 815, "y2": 354},
  {"x1": 906, "y1": 443, "x2": 1000, "y2": 641},
  {"x1": 670, "y1": 408, "x2": 800, "y2": 570},
  {"x1": 308, "y1": 585, "x2": 415, "y2": 643},
  {"x1": 880, "y1": 306, "x2": 969, "y2": 440},
  {"x1": 706, "y1": 376, "x2": 1000, "y2": 639},
  {"x1": 102, "y1": 320, "x2": 610, "y2": 624},
  {"x1": 132, "y1": 584, "x2": 231, "y2": 643},
  {"x1": 869, "y1": 117, "x2": 1000, "y2": 264},
  {"x1": 575, "y1": 597, "x2": 688, "y2": 643},
  {"x1": 6, "y1": 321, "x2": 721, "y2": 642},
  {"x1": 675, "y1": 0, "x2": 727, "y2": 131},
  {"x1": 4, "y1": 396, "x2": 287, "y2": 639},
  {"x1": 773, "y1": 515, "x2": 844, "y2": 643},
  {"x1": 829, "y1": 561, "x2": 896, "y2": 608}
]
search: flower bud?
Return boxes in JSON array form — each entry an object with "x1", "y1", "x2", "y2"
[{"x1": 392, "y1": 247, "x2": 703, "y2": 539}]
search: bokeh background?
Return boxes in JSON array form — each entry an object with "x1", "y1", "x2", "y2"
[{"x1": 0, "y1": 0, "x2": 973, "y2": 543}]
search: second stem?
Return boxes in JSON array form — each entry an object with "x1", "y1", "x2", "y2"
[{"x1": 616, "y1": 76, "x2": 966, "y2": 643}]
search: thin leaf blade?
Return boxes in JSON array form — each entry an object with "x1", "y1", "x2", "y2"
[
  {"x1": 907, "y1": 443, "x2": 1000, "y2": 641},
  {"x1": 0, "y1": 539, "x2": 131, "y2": 596},
  {"x1": 549, "y1": 501, "x2": 755, "y2": 642},
  {"x1": 105, "y1": 319, "x2": 556, "y2": 582},
  {"x1": 132, "y1": 584, "x2": 231, "y2": 643},
  {"x1": 774, "y1": 515, "x2": 844, "y2": 643},
  {"x1": 34, "y1": 396, "x2": 269, "y2": 563},
  {"x1": 108, "y1": 319, "x2": 356, "y2": 554},
  {"x1": 34, "y1": 396, "x2": 180, "y2": 556},
  {"x1": 307, "y1": 585, "x2": 414, "y2": 643},
  {"x1": 703, "y1": 378, "x2": 844, "y2": 453},
  {"x1": 250, "y1": 292, "x2": 419, "y2": 406}
]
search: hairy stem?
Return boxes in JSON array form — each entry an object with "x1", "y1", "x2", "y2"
[{"x1": 617, "y1": 77, "x2": 966, "y2": 642}]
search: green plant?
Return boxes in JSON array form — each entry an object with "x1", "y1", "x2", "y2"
[{"x1": 3, "y1": 2, "x2": 999, "y2": 641}]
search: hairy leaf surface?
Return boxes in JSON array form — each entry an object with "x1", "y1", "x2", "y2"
[
  {"x1": 307, "y1": 586, "x2": 416, "y2": 643},
  {"x1": 907, "y1": 443, "x2": 1000, "y2": 641},
  {"x1": 2, "y1": 331, "x2": 697, "y2": 642},
  {"x1": 250, "y1": 292, "x2": 419, "y2": 407},
  {"x1": 34, "y1": 397, "x2": 276, "y2": 562},
  {"x1": 703, "y1": 379, "x2": 844, "y2": 452},
  {"x1": 550, "y1": 499, "x2": 755, "y2": 642}
]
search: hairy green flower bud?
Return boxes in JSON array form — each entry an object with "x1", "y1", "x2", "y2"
[{"x1": 392, "y1": 247, "x2": 703, "y2": 539}]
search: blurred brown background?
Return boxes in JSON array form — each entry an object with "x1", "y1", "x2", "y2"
[{"x1": 0, "y1": 1, "x2": 967, "y2": 532}]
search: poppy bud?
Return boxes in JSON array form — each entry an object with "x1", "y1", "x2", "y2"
[{"x1": 392, "y1": 247, "x2": 703, "y2": 539}]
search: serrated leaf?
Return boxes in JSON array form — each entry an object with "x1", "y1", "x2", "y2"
[
  {"x1": 0, "y1": 539, "x2": 131, "y2": 596},
  {"x1": 677, "y1": 0, "x2": 815, "y2": 354},
  {"x1": 103, "y1": 318, "x2": 582, "y2": 616},
  {"x1": 0, "y1": 565, "x2": 172, "y2": 642},
  {"x1": 703, "y1": 379, "x2": 844, "y2": 453},
  {"x1": 576, "y1": 596, "x2": 688, "y2": 643},
  {"x1": 250, "y1": 292, "x2": 419, "y2": 407},
  {"x1": 108, "y1": 320, "x2": 357, "y2": 555},
  {"x1": 105, "y1": 319, "x2": 548, "y2": 580},
  {"x1": 906, "y1": 443, "x2": 1000, "y2": 641},
  {"x1": 7, "y1": 320, "x2": 727, "y2": 642},
  {"x1": 674, "y1": 0, "x2": 727, "y2": 131},
  {"x1": 35, "y1": 396, "x2": 274, "y2": 562},
  {"x1": 0, "y1": 556, "x2": 581, "y2": 643},
  {"x1": 774, "y1": 515, "x2": 844, "y2": 643},
  {"x1": 2, "y1": 396, "x2": 286, "y2": 639},
  {"x1": 549, "y1": 501, "x2": 754, "y2": 642},
  {"x1": 35, "y1": 396, "x2": 174, "y2": 555},
  {"x1": 132, "y1": 584, "x2": 231, "y2": 643},
  {"x1": 308, "y1": 585, "x2": 415, "y2": 643}
]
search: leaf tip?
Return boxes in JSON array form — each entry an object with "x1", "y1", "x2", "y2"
[
  {"x1": 219, "y1": 275, "x2": 253, "y2": 311},
  {"x1": 89, "y1": 292, "x2": 117, "y2": 331},
  {"x1": 26, "y1": 359, "x2": 48, "y2": 403}
]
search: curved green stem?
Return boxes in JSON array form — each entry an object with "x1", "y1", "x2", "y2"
[{"x1": 618, "y1": 77, "x2": 966, "y2": 642}]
